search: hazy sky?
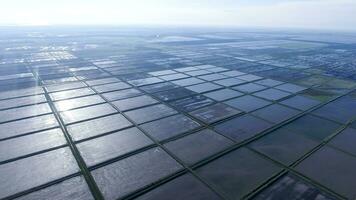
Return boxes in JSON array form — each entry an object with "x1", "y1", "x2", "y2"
[{"x1": 1, "y1": 0, "x2": 355, "y2": 30}]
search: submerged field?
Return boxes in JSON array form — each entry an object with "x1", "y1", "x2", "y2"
[{"x1": 0, "y1": 27, "x2": 355, "y2": 200}]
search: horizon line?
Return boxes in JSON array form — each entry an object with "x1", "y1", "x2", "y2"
[{"x1": 0, "y1": 24, "x2": 356, "y2": 33}]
